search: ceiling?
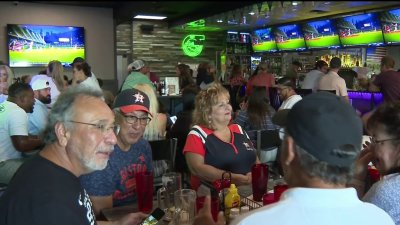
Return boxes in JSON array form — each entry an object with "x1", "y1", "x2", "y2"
[{"x1": 25, "y1": 1, "x2": 400, "y2": 32}]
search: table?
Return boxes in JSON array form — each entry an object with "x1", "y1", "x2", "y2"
[{"x1": 101, "y1": 200, "x2": 169, "y2": 224}]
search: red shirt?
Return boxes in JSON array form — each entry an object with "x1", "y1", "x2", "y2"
[{"x1": 246, "y1": 72, "x2": 275, "y2": 96}]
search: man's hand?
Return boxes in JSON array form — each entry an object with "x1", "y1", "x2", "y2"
[
  {"x1": 117, "y1": 212, "x2": 148, "y2": 225},
  {"x1": 193, "y1": 196, "x2": 225, "y2": 225}
]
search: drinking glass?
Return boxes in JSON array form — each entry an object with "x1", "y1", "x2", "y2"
[
  {"x1": 135, "y1": 171, "x2": 154, "y2": 213},
  {"x1": 173, "y1": 189, "x2": 196, "y2": 225},
  {"x1": 251, "y1": 163, "x2": 269, "y2": 202},
  {"x1": 274, "y1": 183, "x2": 289, "y2": 202},
  {"x1": 157, "y1": 172, "x2": 182, "y2": 221}
]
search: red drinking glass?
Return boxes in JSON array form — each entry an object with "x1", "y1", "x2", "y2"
[
  {"x1": 196, "y1": 196, "x2": 220, "y2": 222},
  {"x1": 274, "y1": 184, "x2": 288, "y2": 202},
  {"x1": 135, "y1": 171, "x2": 153, "y2": 213},
  {"x1": 251, "y1": 163, "x2": 269, "y2": 202}
]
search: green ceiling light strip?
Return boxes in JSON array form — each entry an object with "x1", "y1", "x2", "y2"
[
  {"x1": 182, "y1": 34, "x2": 205, "y2": 57},
  {"x1": 186, "y1": 19, "x2": 205, "y2": 28}
]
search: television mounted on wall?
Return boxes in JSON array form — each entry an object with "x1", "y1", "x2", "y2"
[
  {"x1": 251, "y1": 27, "x2": 278, "y2": 53},
  {"x1": 379, "y1": 8, "x2": 400, "y2": 45},
  {"x1": 336, "y1": 13, "x2": 384, "y2": 47},
  {"x1": 273, "y1": 24, "x2": 307, "y2": 51},
  {"x1": 7, "y1": 24, "x2": 85, "y2": 67},
  {"x1": 302, "y1": 19, "x2": 341, "y2": 49}
]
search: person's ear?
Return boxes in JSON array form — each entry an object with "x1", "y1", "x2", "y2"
[{"x1": 55, "y1": 122, "x2": 71, "y2": 147}]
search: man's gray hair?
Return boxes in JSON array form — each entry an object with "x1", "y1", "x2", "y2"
[
  {"x1": 294, "y1": 143, "x2": 358, "y2": 185},
  {"x1": 42, "y1": 86, "x2": 104, "y2": 144}
]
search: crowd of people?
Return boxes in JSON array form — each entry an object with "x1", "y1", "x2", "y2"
[{"x1": 0, "y1": 54, "x2": 400, "y2": 225}]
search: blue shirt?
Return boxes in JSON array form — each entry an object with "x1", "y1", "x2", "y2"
[
  {"x1": 79, "y1": 138, "x2": 153, "y2": 207},
  {"x1": 363, "y1": 173, "x2": 400, "y2": 225},
  {"x1": 28, "y1": 99, "x2": 49, "y2": 135}
]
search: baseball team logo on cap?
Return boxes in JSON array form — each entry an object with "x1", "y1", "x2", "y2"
[{"x1": 133, "y1": 92, "x2": 145, "y2": 103}]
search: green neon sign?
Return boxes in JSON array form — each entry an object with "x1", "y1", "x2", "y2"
[{"x1": 182, "y1": 34, "x2": 205, "y2": 57}]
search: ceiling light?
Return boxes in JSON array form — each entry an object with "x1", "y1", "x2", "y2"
[
  {"x1": 292, "y1": 2, "x2": 298, "y2": 6},
  {"x1": 248, "y1": 11, "x2": 255, "y2": 15},
  {"x1": 133, "y1": 15, "x2": 166, "y2": 20}
]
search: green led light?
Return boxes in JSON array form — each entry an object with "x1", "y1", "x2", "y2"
[
  {"x1": 182, "y1": 34, "x2": 205, "y2": 57},
  {"x1": 186, "y1": 19, "x2": 205, "y2": 28}
]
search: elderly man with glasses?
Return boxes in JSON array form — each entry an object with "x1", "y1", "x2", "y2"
[
  {"x1": 80, "y1": 88, "x2": 153, "y2": 216},
  {"x1": 0, "y1": 87, "x2": 148, "y2": 225}
]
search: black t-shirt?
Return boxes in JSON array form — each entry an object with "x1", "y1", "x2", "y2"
[{"x1": 0, "y1": 154, "x2": 97, "y2": 225}]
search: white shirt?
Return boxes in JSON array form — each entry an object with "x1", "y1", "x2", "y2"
[
  {"x1": 279, "y1": 95, "x2": 302, "y2": 110},
  {"x1": 232, "y1": 187, "x2": 395, "y2": 225},
  {"x1": 0, "y1": 101, "x2": 28, "y2": 161},
  {"x1": 28, "y1": 99, "x2": 49, "y2": 136},
  {"x1": 301, "y1": 69, "x2": 324, "y2": 92},
  {"x1": 318, "y1": 71, "x2": 348, "y2": 97},
  {"x1": 30, "y1": 74, "x2": 60, "y2": 108},
  {"x1": 79, "y1": 72, "x2": 102, "y2": 92}
]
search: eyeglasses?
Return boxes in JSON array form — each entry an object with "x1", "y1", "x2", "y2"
[
  {"x1": 121, "y1": 114, "x2": 151, "y2": 126},
  {"x1": 68, "y1": 120, "x2": 120, "y2": 135},
  {"x1": 370, "y1": 137, "x2": 400, "y2": 145}
]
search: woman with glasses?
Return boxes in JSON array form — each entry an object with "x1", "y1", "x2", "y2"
[
  {"x1": 352, "y1": 102, "x2": 400, "y2": 224},
  {"x1": 183, "y1": 82, "x2": 259, "y2": 190}
]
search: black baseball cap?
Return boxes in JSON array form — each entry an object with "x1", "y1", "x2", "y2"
[
  {"x1": 70, "y1": 57, "x2": 85, "y2": 66},
  {"x1": 113, "y1": 88, "x2": 152, "y2": 117},
  {"x1": 273, "y1": 92, "x2": 362, "y2": 167}
]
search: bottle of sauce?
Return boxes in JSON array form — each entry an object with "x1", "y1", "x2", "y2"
[{"x1": 224, "y1": 184, "x2": 241, "y2": 221}]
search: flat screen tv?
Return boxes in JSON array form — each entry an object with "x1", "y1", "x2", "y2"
[
  {"x1": 336, "y1": 13, "x2": 384, "y2": 47},
  {"x1": 251, "y1": 28, "x2": 278, "y2": 52},
  {"x1": 379, "y1": 8, "x2": 400, "y2": 45},
  {"x1": 7, "y1": 24, "x2": 85, "y2": 67},
  {"x1": 273, "y1": 24, "x2": 307, "y2": 51},
  {"x1": 302, "y1": 19, "x2": 341, "y2": 49}
]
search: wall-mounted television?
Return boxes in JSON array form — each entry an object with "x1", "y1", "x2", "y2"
[
  {"x1": 302, "y1": 19, "x2": 341, "y2": 49},
  {"x1": 379, "y1": 8, "x2": 400, "y2": 45},
  {"x1": 273, "y1": 24, "x2": 307, "y2": 51},
  {"x1": 7, "y1": 24, "x2": 85, "y2": 67},
  {"x1": 251, "y1": 28, "x2": 278, "y2": 52},
  {"x1": 336, "y1": 13, "x2": 384, "y2": 47}
]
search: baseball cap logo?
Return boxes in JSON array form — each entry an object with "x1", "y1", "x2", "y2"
[{"x1": 133, "y1": 92, "x2": 145, "y2": 103}]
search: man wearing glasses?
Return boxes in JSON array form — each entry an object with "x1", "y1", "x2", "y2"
[
  {"x1": 80, "y1": 88, "x2": 153, "y2": 216},
  {"x1": 276, "y1": 77, "x2": 302, "y2": 110},
  {"x1": 0, "y1": 87, "x2": 147, "y2": 225}
]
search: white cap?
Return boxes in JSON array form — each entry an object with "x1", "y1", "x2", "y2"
[
  {"x1": 128, "y1": 60, "x2": 146, "y2": 71},
  {"x1": 31, "y1": 79, "x2": 50, "y2": 91}
]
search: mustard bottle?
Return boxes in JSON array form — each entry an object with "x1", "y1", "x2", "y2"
[{"x1": 224, "y1": 184, "x2": 241, "y2": 218}]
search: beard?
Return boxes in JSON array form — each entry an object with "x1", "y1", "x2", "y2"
[{"x1": 40, "y1": 95, "x2": 51, "y2": 104}]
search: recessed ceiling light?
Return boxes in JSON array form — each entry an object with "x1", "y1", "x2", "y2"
[
  {"x1": 133, "y1": 15, "x2": 167, "y2": 20},
  {"x1": 249, "y1": 11, "x2": 255, "y2": 15}
]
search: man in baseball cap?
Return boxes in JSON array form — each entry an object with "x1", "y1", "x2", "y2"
[
  {"x1": 222, "y1": 92, "x2": 394, "y2": 225},
  {"x1": 80, "y1": 88, "x2": 154, "y2": 216},
  {"x1": 121, "y1": 59, "x2": 154, "y2": 92},
  {"x1": 28, "y1": 79, "x2": 51, "y2": 135}
]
